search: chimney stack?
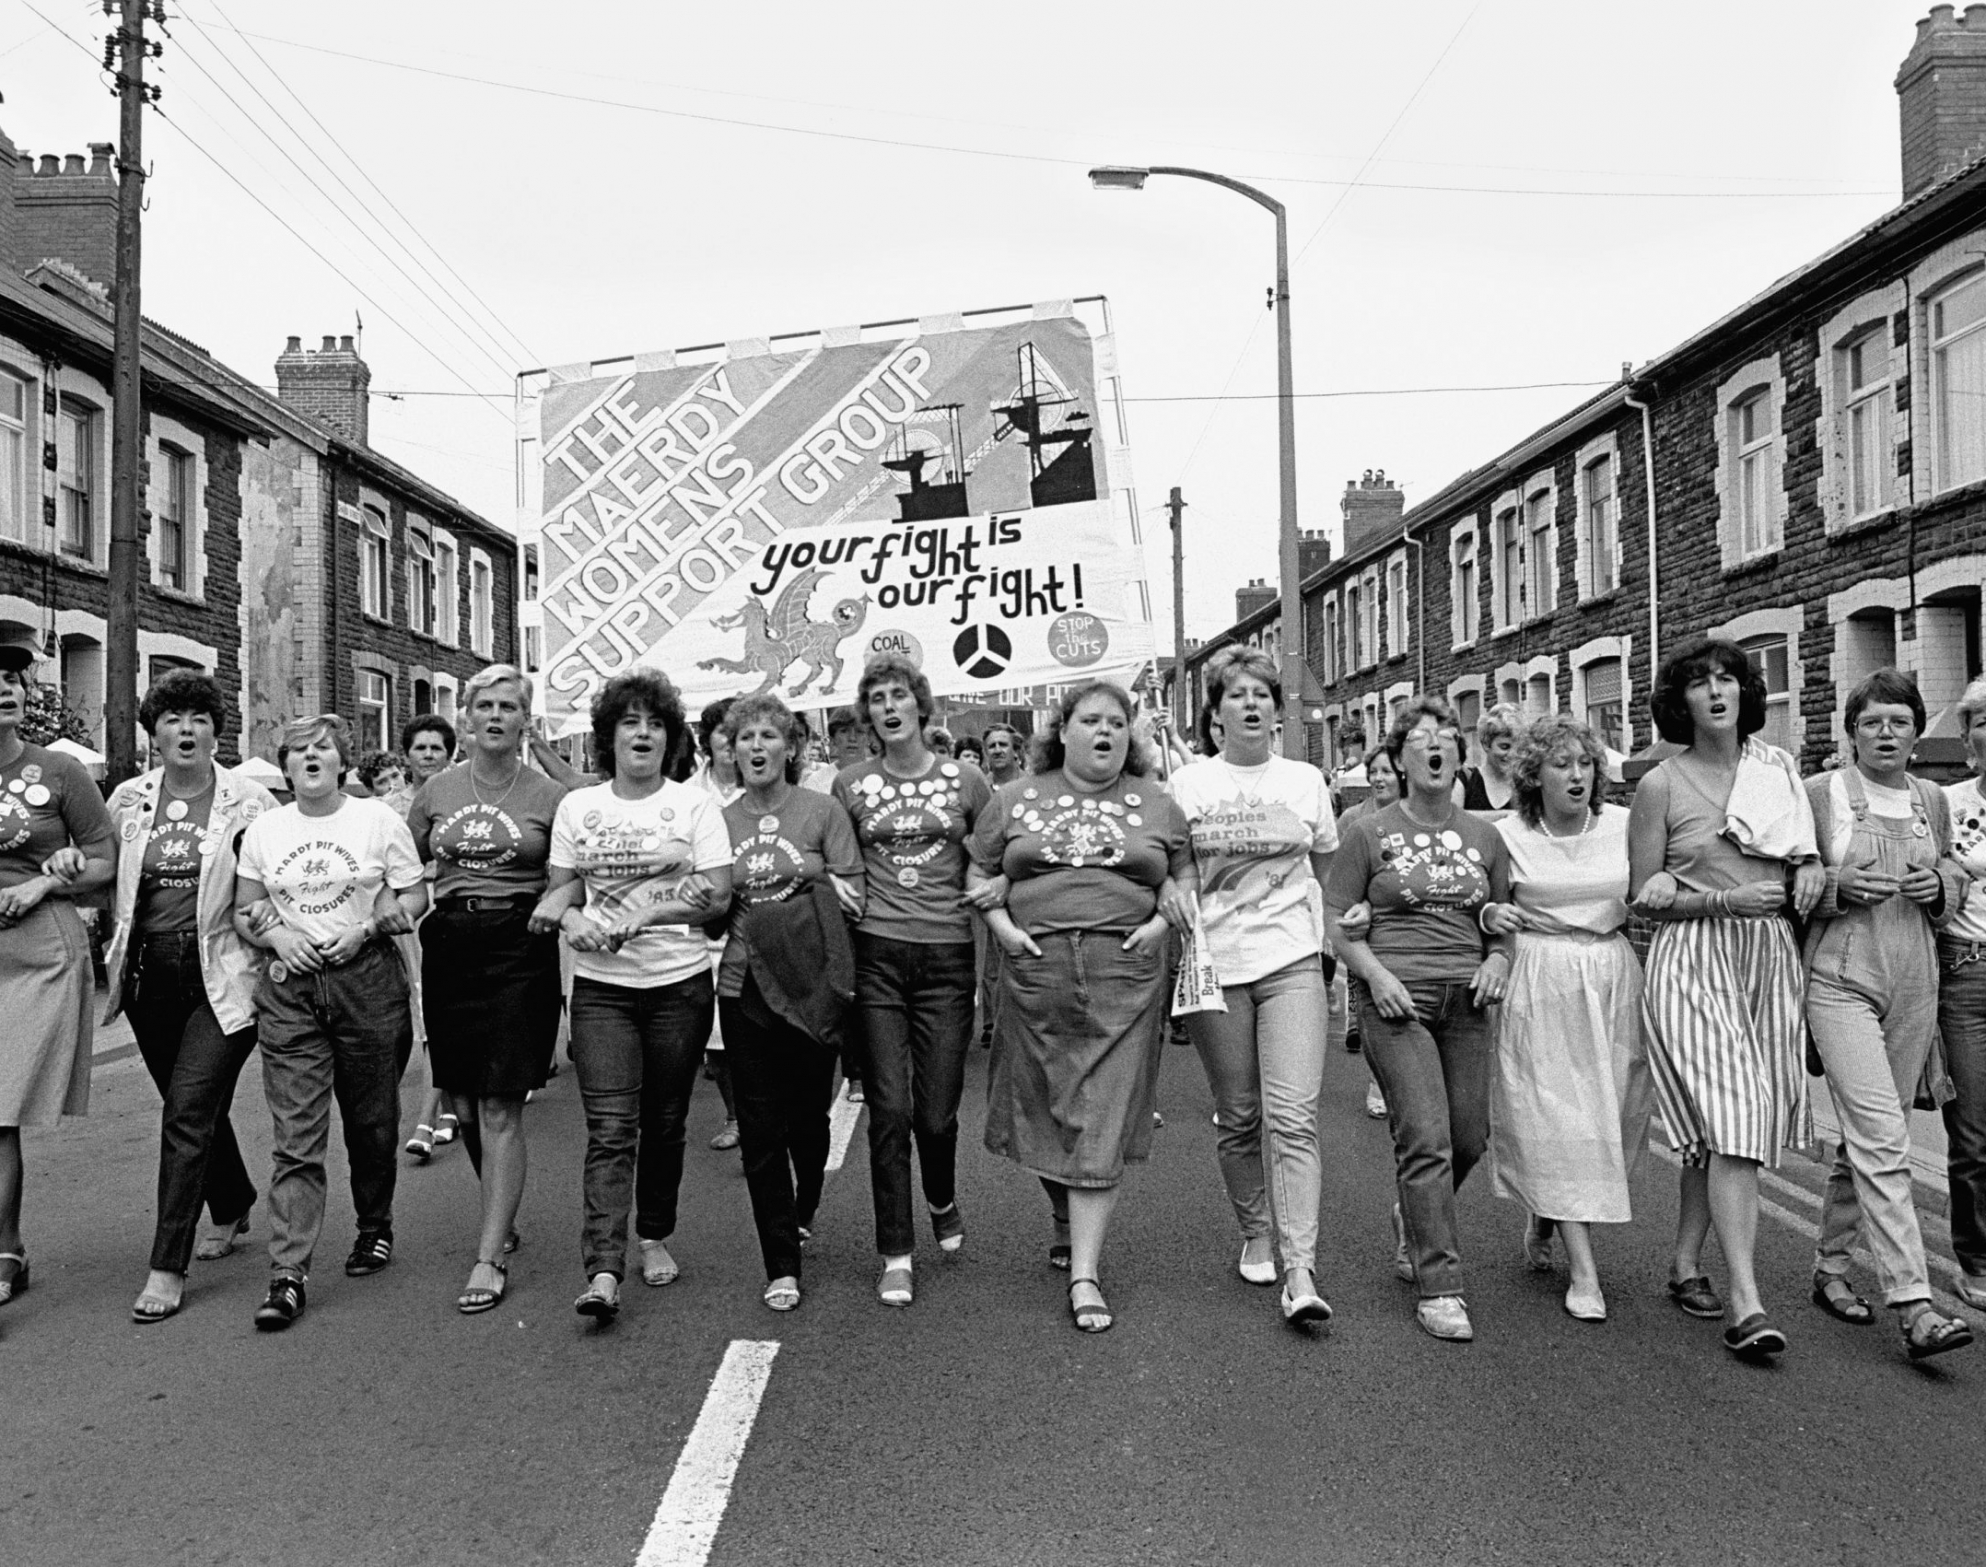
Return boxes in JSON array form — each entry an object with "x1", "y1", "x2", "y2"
[
  {"x1": 1297, "y1": 528, "x2": 1333, "y2": 582},
  {"x1": 3, "y1": 138, "x2": 118, "y2": 284},
  {"x1": 1236, "y1": 578, "x2": 1278, "y2": 622},
  {"x1": 276, "y1": 333, "x2": 372, "y2": 445},
  {"x1": 1898, "y1": 6, "x2": 1986, "y2": 197},
  {"x1": 1340, "y1": 469, "x2": 1405, "y2": 560}
]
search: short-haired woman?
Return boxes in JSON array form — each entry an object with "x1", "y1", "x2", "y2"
[
  {"x1": 402, "y1": 715, "x2": 457, "y2": 786},
  {"x1": 1800, "y1": 669, "x2": 1972, "y2": 1359},
  {"x1": 1169, "y1": 648, "x2": 1339, "y2": 1325},
  {"x1": 1943, "y1": 675, "x2": 1986, "y2": 1313},
  {"x1": 1461, "y1": 703, "x2": 1523, "y2": 814},
  {"x1": 1481, "y1": 716, "x2": 1653, "y2": 1323},
  {"x1": 833, "y1": 653, "x2": 991, "y2": 1307},
  {"x1": 695, "y1": 699, "x2": 743, "y2": 1151},
  {"x1": 408, "y1": 665, "x2": 568, "y2": 1314},
  {"x1": 109, "y1": 670, "x2": 279, "y2": 1323},
  {"x1": 1325, "y1": 697, "x2": 1512, "y2": 1343},
  {"x1": 716, "y1": 694, "x2": 863, "y2": 1311},
  {"x1": 235, "y1": 715, "x2": 428, "y2": 1330},
  {"x1": 1337, "y1": 746, "x2": 1401, "y2": 1120},
  {"x1": 0, "y1": 643, "x2": 116, "y2": 1312},
  {"x1": 1630, "y1": 636, "x2": 1823, "y2": 1360},
  {"x1": 399, "y1": 713, "x2": 461, "y2": 1157},
  {"x1": 543, "y1": 671, "x2": 732, "y2": 1322},
  {"x1": 969, "y1": 681, "x2": 1191, "y2": 1331}
]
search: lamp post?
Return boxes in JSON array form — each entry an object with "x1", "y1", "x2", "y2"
[{"x1": 1089, "y1": 164, "x2": 1302, "y2": 759}]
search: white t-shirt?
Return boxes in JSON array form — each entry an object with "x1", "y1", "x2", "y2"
[
  {"x1": 237, "y1": 797, "x2": 425, "y2": 948},
  {"x1": 549, "y1": 779, "x2": 732, "y2": 989},
  {"x1": 1168, "y1": 754, "x2": 1340, "y2": 986},
  {"x1": 1945, "y1": 778, "x2": 1986, "y2": 945},
  {"x1": 1824, "y1": 769, "x2": 1914, "y2": 862}
]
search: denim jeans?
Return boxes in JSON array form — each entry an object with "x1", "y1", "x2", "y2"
[
  {"x1": 1358, "y1": 979, "x2": 1494, "y2": 1299},
  {"x1": 1939, "y1": 943, "x2": 1986, "y2": 1277},
  {"x1": 128, "y1": 931, "x2": 258, "y2": 1274},
  {"x1": 1187, "y1": 955, "x2": 1328, "y2": 1274},
  {"x1": 568, "y1": 972, "x2": 715, "y2": 1281},
  {"x1": 854, "y1": 933, "x2": 977, "y2": 1256},
  {"x1": 256, "y1": 941, "x2": 412, "y2": 1280},
  {"x1": 720, "y1": 976, "x2": 840, "y2": 1282}
]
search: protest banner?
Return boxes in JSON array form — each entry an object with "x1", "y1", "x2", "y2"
[{"x1": 516, "y1": 299, "x2": 1153, "y2": 730}]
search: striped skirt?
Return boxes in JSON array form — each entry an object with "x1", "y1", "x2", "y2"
[{"x1": 1641, "y1": 916, "x2": 1811, "y2": 1168}]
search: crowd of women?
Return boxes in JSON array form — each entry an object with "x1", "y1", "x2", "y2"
[{"x1": 0, "y1": 631, "x2": 1980, "y2": 1364}]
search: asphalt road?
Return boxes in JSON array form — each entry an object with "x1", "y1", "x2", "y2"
[{"x1": 6, "y1": 1029, "x2": 1983, "y2": 1566}]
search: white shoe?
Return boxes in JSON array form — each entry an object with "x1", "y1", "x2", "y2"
[
  {"x1": 1416, "y1": 1295, "x2": 1474, "y2": 1341},
  {"x1": 1564, "y1": 1284, "x2": 1607, "y2": 1323},
  {"x1": 1956, "y1": 1272, "x2": 1986, "y2": 1311},
  {"x1": 1237, "y1": 1238, "x2": 1277, "y2": 1286},
  {"x1": 1365, "y1": 1081, "x2": 1387, "y2": 1119}
]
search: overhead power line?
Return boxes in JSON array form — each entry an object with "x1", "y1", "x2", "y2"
[{"x1": 337, "y1": 378, "x2": 1618, "y2": 403}]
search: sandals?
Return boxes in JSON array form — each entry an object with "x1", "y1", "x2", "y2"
[
  {"x1": 433, "y1": 1113, "x2": 461, "y2": 1147},
  {"x1": 404, "y1": 1125, "x2": 436, "y2": 1162},
  {"x1": 1523, "y1": 1215, "x2": 1556, "y2": 1273},
  {"x1": 1069, "y1": 1277, "x2": 1113, "y2": 1333},
  {"x1": 458, "y1": 1260, "x2": 508, "y2": 1316},
  {"x1": 709, "y1": 1121, "x2": 740, "y2": 1151},
  {"x1": 638, "y1": 1239, "x2": 679, "y2": 1287},
  {"x1": 1899, "y1": 1301, "x2": 1975, "y2": 1361},
  {"x1": 1721, "y1": 1312, "x2": 1788, "y2": 1358},
  {"x1": 131, "y1": 1275, "x2": 184, "y2": 1324},
  {"x1": 0, "y1": 1249, "x2": 29, "y2": 1305},
  {"x1": 763, "y1": 1277, "x2": 801, "y2": 1313},
  {"x1": 1809, "y1": 1272, "x2": 1875, "y2": 1326},
  {"x1": 574, "y1": 1274, "x2": 620, "y2": 1321},
  {"x1": 878, "y1": 1264, "x2": 914, "y2": 1308}
]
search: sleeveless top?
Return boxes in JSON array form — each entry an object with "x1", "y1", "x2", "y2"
[{"x1": 1654, "y1": 757, "x2": 1785, "y2": 893}]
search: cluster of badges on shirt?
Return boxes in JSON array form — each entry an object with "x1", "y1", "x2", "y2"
[
  {"x1": 1009, "y1": 785, "x2": 1143, "y2": 869},
  {"x1": 1377, "y1": 828, "x2": 1484, "y2": 866},
  {"x1": 854, "y1": 764, "x2": 964, "y2": 890},
  {"x1": 6, "y1": 762, "x2": 50, "y2": 809}
]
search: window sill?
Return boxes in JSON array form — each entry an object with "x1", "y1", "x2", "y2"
[
  {"x1": 1721, "y1": 550, "x2": 1780, "y2": 581},
  {"x1": 1823, "y1": 508, "x2": 1896, "y2": 542},
  {"x1": 361, "y1": 611, "x2": 395, "y2": 628},
  {"x1": 155, "y1": 583, "x2": 205, "y2": 607},
  {"x1": 1451, "y1": 639, "x2": 1477, "y2": 655},
  {"x1": 1387, "y1": 652, "x2": 1409, "y2": 665},
  {"x1": 1577, "y1": 589, "x2": 1620, "y2": 610}
]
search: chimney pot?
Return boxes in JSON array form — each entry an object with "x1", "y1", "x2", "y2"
[
  {"x1": 36, "y1": 154, "x2": 58, "y2": 176},
  {"x1": 61, "y1": 154, "x2": 82, "y2": 176},
  {"x1": 1968, "y1": 3, "x2": 1986, "y2": 25},
  {"x1": 87, "y1": 143, "x2": 112, "y2": 176},
  {"x1": 339, "y1": 334, "x2": 355, "y2": 351},
  {"x1": 320, "y1": 335, "x2": 337, "y2": 353},
  {"x1": 285, "y1": 335, "x2": 301, "y2": 353}
]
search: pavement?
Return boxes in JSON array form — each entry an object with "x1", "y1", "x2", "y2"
[{"x1": 6, "y1": 1024, "x2": 1983, "y2": 1566}]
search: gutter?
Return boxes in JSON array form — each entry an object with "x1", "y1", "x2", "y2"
[{"x1": 1623, "y1": 387, "x2": 1660, "y2": 677}]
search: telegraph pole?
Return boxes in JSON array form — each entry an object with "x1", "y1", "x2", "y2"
[
  {"x1": 1167, "y1": 486, "x2": 1187, "y2": 733},
  {"x1": 105, "y1": 0, "x2": 153, "y2": 785}
]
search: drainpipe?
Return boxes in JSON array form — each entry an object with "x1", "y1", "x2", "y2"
[
  {"x1": 1402, "y1": 523, "x2": 1427, "y2": 697},
  {"x1": 1623, "y1": 386, "x2": 1660, "y2": 686}
]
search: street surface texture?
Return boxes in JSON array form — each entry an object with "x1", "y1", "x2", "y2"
[{"x1": 7, "y1": 1031, "x2": 1982, "y2": 1566}]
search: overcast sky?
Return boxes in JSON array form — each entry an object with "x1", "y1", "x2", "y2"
[{"x1": 1, "y1": 0, "x2": 1932, "y2": 648}]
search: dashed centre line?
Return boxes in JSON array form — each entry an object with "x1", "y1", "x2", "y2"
[{"x1": 637, "y1": 1340, "x2": 782, "y2": 1567}]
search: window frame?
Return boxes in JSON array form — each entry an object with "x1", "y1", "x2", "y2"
[
  {"x1": 433, "y1": 528, "x2": 459, "y2": 647},
  {"x1": 359, "y1": 505, "x2": 390, "y2": 620},
  {"x1": 469, "y1": 546, "x2": 495, "y2": 657},
  {"x1": 406, "y1": 525, "x2": 437, "y2": 638},
  {"x1": 1385, "y1": 550, "x2": 1408, "y2": 660},
  {"x1": 1521, "y1": 474, "x2": 1557, "y2": 619},
  {"x1": 1491, "y1": 495, "x2": 1521, "y2": 632},
  {"x1": 1932, "y1": 269, "x2": 1986, "y2": 496},
  {"x1": 1574, "y1": 434, "x2": 1619, "y2": 600},
  {"x1": 357, "y1": 668, "x2": 391, "y2": 753},
  {"x1": 0, "y1": 364, "x2": 31, "y2": 547},
  {"x1": 1450, "y1": 523, "x2": 1480, "y2": 649},
  {"x1": 56, "y1": 397, "x2": 97, "y2": 562},
  {"x1": 1714, "y1": 357, "x2": 1788, "y2": 566},
  {"x1": 155, "y1": 444, "x2": 190, "y2": 591}
]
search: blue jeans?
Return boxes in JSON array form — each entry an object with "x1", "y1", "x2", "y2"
[
  {"x1": 1358, "y1": 979, "x2": 1493, "y2": 1299},
  {"x1": 1939, "y1": 942, "x2": 1986, "y2": 1276},
  {"x1": 854, "y1": 933, "x2": 977, "y2": 1256},
  {"x1": 256, "y1": 941, "x2": 412, "y2": 1280},
  {"x1": 568, "y1": 972, "x2": 715, "y2": 1281}
]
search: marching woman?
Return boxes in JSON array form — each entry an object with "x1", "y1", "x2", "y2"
[
  {"x1": 0, "y1": 643, "x2": 116, "y2": 1312},
  {"x1": 968, "y1": 680, "x2": 1192, "y2": 1332},
  {"x1": 234, "y1": 715, "x2": 427, "y2": 1330},
  {"x1": 1944, "y1": 676, "x2": 1986, "y2": 1312},
  {"x1": 107, "y1": 670, "x2": 278, "y2": 1323},
  {"x1": 1460, "y1": 704, "x2": 1522, "y2": 814},
  {"x1": 1800, "y1": 670, "x2": 1972, "y2": 1359},
  {"x1": 401, "y1": 712, "x2": 460, "y2": 1159},
  {"x1": 1481, "y1": 716, "x2": 1653, "y2": 1324},
  {"x1": 695, "y1": 700, "x2": 744, "y2": 1152},
  {"x1": 1167, "y1": 648, "x2": 1338, "y2": 1325},
  {"x1": 833, "y1": 653, "x2": 991, "y2": 1308},
  {"x1": 1629, "y1": 635, "x2": 1823, "y2": 1360},
  {"x1": 1324, "y1": 697, "x2": 1511, "y2": 1344},
  {"x1": 406, "y1": 664, "x2": 568, "y2": 1314},
  {"x1": 716, "y1": 694, "x2": 863, "y2": 1312},
  {"x1": 540, "y1": 671, "x2": 731, "y2": 1322},
  {"x1": 1335, "y1": 745, "x2": 1401, "y2": 1118}
]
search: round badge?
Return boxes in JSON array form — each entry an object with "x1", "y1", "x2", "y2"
[
  {"x1": 1128, "y1": 813, "x2": 1143, "y2": 826},
  {"x1": 268, "y1": 960, "x2": 289, "y2": 984},
  {"x1": 941, "y1": 763, "x2": 959, "y2": 779},
  {"x1": 1465, "y1": 847, "x2": 1483, "y2": 863},
  {"x1": 758, "y1": 814, "x2": 780, "y2": 833},
  {"x1": 861, "y1": 775, "x2": 884, "y2": 795},
  {"x1": 896, "y1": 866, "x2": 921, "y2": 889},
  {"x1": 120, "y1": 819, "x2": 139, "y2": 842},
  {"x1": 1413, "y1": 834, "x2": 1432, "y2": 848},
  {"x1": 20, "y1": 764, "x2": 41, "y2": 784},
  {"x1": 1914, "y1": 820, "x2": 1931, "y2": 838},
  {"x1": 1125, "y1": 793, "x2": 1142, "y2": 807},
  {"x1": 199, "y1": 837, "x2": 216, "y2": 856},
  {"x1": 1023, "y1": 788, "x2": 1038, "y2": 800},
  {"x1": 1058, "y1": 795, "x2": 1074, "y2": 808},
  {"x1": 582, "y1": 809, "x2": 602, "y2": 830},
  {"x1": 1010, "y1": 804, "x2": 1024, "y2": 819},
  {"x1": 165, "y1": 799, "x2": 189, "y2": 822},
  {"x1": 1439, "y1": 830, "x2": 1463, "y2": 850},
  {"x1": 640, "y1": 834, "x2": 660, "y2": 850},
  {"x1": 25, "y1": 784, "x2": 49, "y2": 807},
  {"x1": 6, "y1": 780, "x2": 22, "y2": 795},
  {"x1": 659, "y1": 809, "x2": 675, "y2": 823}
]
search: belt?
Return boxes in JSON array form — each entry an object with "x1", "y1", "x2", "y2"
[
  {"x1": 439, "y1": 895, "x2": 535, "y2": 913},
  {"x1": 139, "y1": 929, "x2": 202, "y2": 948},
  {"x1": 1941, "y1": 937, "x2": 1986, "y2": 971}
]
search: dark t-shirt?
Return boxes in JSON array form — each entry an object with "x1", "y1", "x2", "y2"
[
  {"x1": 1325, "y1": 802, "x2": 1510, "y2": 984},
  {"x1": 718, "y1": 787, "x2": 863, "y2": 997},
  {"x1": 136, "y1": 781, "x2": 214, "y2": 933},
  {"x1": 408, "y1": 762, "x2": 568, "y2": 899},
  {"x1": 833, "y1": 757, "x2": 991, "y2": 944},
  {"x1": 970, "y1": 773, "x2": 1192, "y2": 936},
  {"x1": 0, "y1": 745, "x2": 114, "y2": 890}
]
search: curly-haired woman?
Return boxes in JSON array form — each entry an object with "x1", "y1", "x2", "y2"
[
  {"x1": 1630, "y1": 635, "x2": 1823, "y2": 1360},
  {"x1": 1480, "y1": 716, "x2": 1652, "y2": 1323}
]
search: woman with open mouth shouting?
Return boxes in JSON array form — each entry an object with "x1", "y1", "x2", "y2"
[
  {"x1": 0, "y1": 641, "x2": 116, "y2": 1318},
  {"x1": 832, "y1": 653, "x2": 991, "y2": 1309},
  {"x1": 541, "y1": 671, "x2": 731, "y2": 1323},
  {"x1": 1629, "y1": 635, "x2": 1824, "y2": 1362},
  {"x1": 1325, "y1": 697, "x2": 1512, "y2": 1344},
  {"x1": 105, "y1": 670, "x2": 279, "y2": 1325},
  {"x1": 233, "y1": 714, "x2": 428, "y2": 1331}
]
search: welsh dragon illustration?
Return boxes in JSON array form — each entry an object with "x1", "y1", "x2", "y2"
[{"x1": 697, "y1": 567, "x2": 870, "y2": 697}]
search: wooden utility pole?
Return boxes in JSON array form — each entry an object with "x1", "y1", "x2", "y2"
[
  {"x1": 105, "y1": 0, "x2": 152, "y2": 785},
  {"x1": 1167, "y1": 486, "x2": 1187, "y2": 734}
]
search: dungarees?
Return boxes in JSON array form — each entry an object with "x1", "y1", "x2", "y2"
[{"x1": 1807, "y1": 770, "x2": 1940, "y2": 1306}]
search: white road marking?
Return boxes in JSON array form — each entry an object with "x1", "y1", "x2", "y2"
[
  {"x1": 636, "y1": 1340, "x2": 781, "y2": 1567},
  {"x1": 824, "y1": 1084, "x2": 864, "y2": 1174}
]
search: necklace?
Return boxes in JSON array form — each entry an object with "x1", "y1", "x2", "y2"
[
  {"x1": 469, "y1": 757, "x2": 523, "y2": 811},
  {"x1": 1540, "y1": 810, "x2": 1594, "y2": 840}
]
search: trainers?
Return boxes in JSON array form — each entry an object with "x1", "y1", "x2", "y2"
[
  {"x1": 344, "y1": 1232, "x2": 394, "y2": 1277},
  {"x1": 253, "y1": 1276, "x2": 306, "y2": 1331},
  {"x1": 1416, "y1": 1295, "x2": 1474, "y2": 1342},
  {"x1": 931, "y1": 1202, "x2": 965, "y2": 1253}
]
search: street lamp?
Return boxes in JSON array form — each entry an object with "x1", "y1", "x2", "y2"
[{"x1": 1089, "y1": 164, "x2": 1302, "y2": 758}]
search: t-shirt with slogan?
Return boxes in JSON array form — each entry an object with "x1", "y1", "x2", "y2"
[
  {"x1": 1325, "y1": 802, "x2": 1510, "y2": 986},
  {"x1": 1945, "y1": 778, "x2": 1986, "y2": 945},
  {"x1": 833, "y1": 758, "x2": 991, "y2": 944},
  {"x1": 136, "y1": 780, "x2": 214, "y2": 933},
  {"x1": 549, "y1": 779, "x2": 732, "y2": 990},
  {"x1": 237, "y1": 797, "x2": 425, "y2": 949},
  {"x1": 970, "y1": 774, "x2": 1192, "y2": 936},
  {"x1": 1169, "y1": 755, "x2": 1340, "y2": 985},
  {"x1": 0, "y1": 744, "x2": 114, "y2": 892},
  {"x1": 408, "y1": 762, "x2": 568, "y2": 900},
  {"x1": 717, "y1": 787, "x2": 862, "y2": 998}
]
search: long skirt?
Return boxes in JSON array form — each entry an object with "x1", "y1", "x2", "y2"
[
  {"x1": 984, "y1": 930, "x2": 1167, "y2": 1188},
  {"x1": 1641, "y1": 915, "x2": 1811, "y2": 1168},
  {"x1": 1490, "y1": 929, "x2": 1653, "y2": 1223},
  {"x1": 0, "y1": 899, "x2": 93, "y2": 1126},
  {"x1": 423, "y1": 903, "x2": 563, "y2": 1097}
]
